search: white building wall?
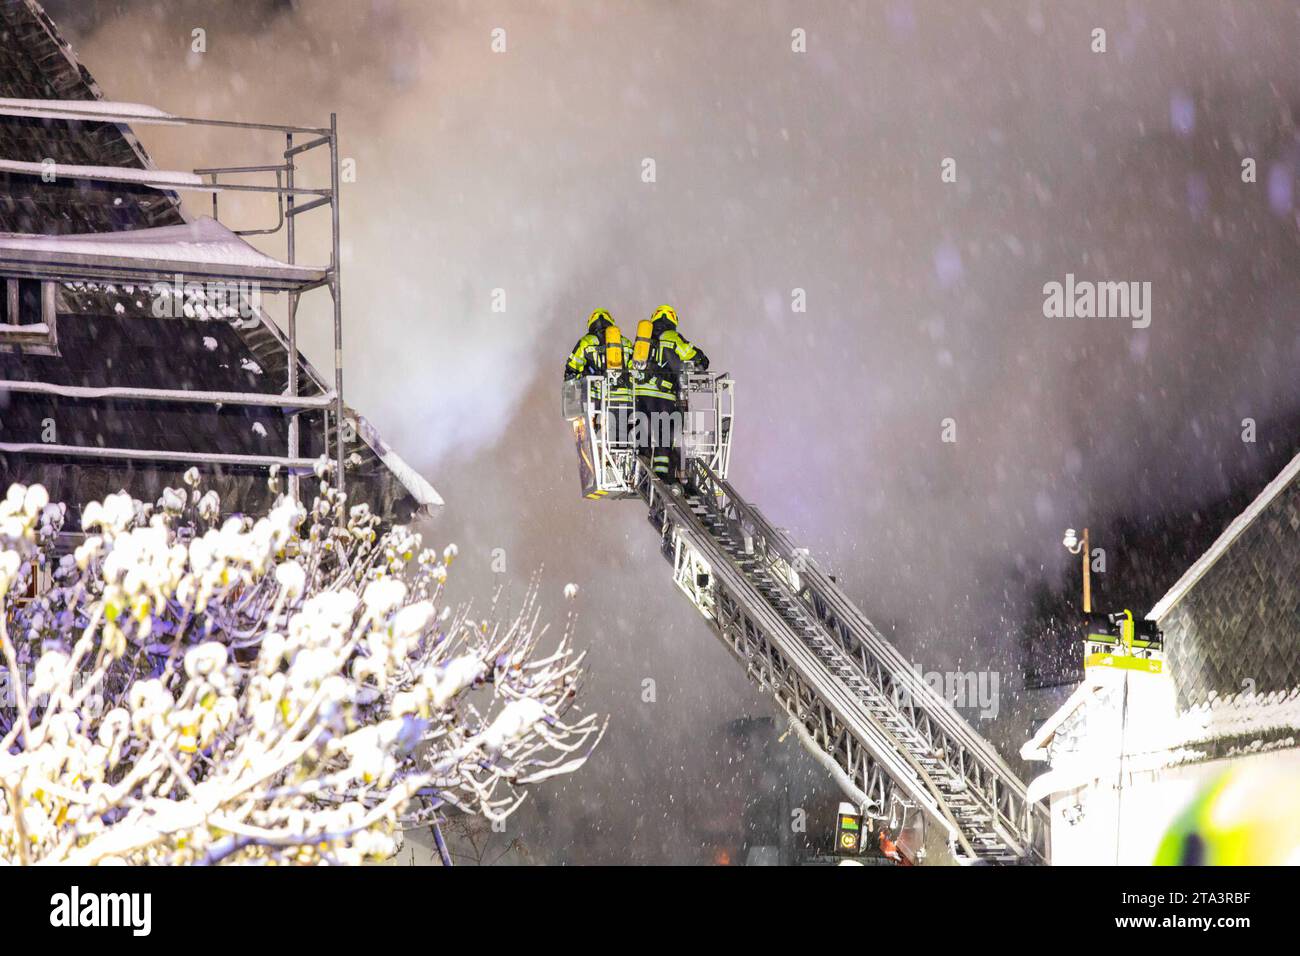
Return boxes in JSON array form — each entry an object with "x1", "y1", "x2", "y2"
[{"x1": 1047, "y1": 748, "x2": 1300, "y2": 865}]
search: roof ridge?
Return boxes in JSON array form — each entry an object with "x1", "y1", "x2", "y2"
[
  {"x1": 18, "y1": 0, "x2": 173, "y2": 180},
  {"x1": 1148, "y1": 445, "x2": 1300, "y2": 621}
]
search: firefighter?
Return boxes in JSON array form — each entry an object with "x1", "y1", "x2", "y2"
[
  {"x1": 631, "y1": 304, "x2": 709, "y2": 483},
  {"x1": 565, "y1": 309, "x2": 625, "y2": 383},
  {"x1": 565, "y1": 308, "x2": 632, "y2": 435}
]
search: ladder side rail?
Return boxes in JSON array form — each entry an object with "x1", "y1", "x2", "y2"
[
  {"x1": 689, "y1": 461, "x2": 1048, "y2": 861},
  {"x1": 703, "y1": 461, "x2": 998, "y2": 744},
  {"x1": 682, "y1": 475, "x2": 1014, "y2": 860},
  {"x1": 638, "y1": 463, "x2": 931, "y2": 798},
  {"x1": 695, "y1": 461, "x2": 1016, "y2": 769},
  {"x1": 642, "y1": 468, "x2": 904, "y2": 811},
  {"x1": 798, "y1": 576, "x2": 1047, "y2": 859},
  {"x1": 710, "y1": 578, "x2": 899, "y2": 817},
  {"x1": 633, "y1": 461, "x2": 984, "y2": 860},
  {"x1": 641, "y1": 466, "x2": 938, "y2": 824},
  {"x1": 751, "y1": 539, "x2": 1029, "y2": 859},
  {"x1": 800, "y1": 572, "x2": 1050, "y2": 859},
  {"x1": 805, "y1": 571, "x2": 1028, "y2": 787},
  {"x1": 700, "y1": 463, "x2": 1034, "y2": 782},
  {"x1": 732, "y1": 494, "x2": 1046, "y2": 860}
]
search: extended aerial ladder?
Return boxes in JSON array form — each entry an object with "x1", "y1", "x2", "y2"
[{"x1": 563, "y1": 368, "x2": 1050, "y2": 864}]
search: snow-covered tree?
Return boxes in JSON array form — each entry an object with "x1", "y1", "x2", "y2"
[{"x1": 0, "y1": 468, "x2": 602, "y2": 865}]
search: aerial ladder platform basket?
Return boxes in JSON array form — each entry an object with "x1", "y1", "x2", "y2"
[{"x1": 562, "y1": 367, "x2": 733, "y2": 498}]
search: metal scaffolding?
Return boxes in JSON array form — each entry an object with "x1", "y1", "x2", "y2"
[{"x1": 0, "y1": 103, "x2": 350, "y2": 500}]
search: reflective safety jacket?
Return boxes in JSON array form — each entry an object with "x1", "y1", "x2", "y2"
[
  {"x1": 564, "y1": 317, "x2": 633, "y2": 401},
  {"x1": 633, "y1": 319, "x2": 709, "y2": 401}
]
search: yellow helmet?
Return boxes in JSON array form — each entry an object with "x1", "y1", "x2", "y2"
[
  {"x1": 587, "y1": 308, "x2": 613, "y2": 330},
  {"x1": 651, "y1": 304, "x2": 678, "y2": 327}
]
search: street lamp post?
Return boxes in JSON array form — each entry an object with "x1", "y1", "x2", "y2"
[{"x1": 1062, "y1": 527, "x2": 1091, "y2": 613}]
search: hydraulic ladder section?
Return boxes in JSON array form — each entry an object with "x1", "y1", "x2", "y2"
[{"x1": 632, "y1": 457, "x2": 1050, "y2": 864}]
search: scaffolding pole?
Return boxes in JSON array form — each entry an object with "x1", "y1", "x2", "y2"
[
  {"x1": 286, "y1": 130, "x2": 300, "y2": 501},
  {"x1": 328, "y1": 112, "x2": 346, "y2": 499}
]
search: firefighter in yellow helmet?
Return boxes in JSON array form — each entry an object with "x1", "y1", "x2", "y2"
[
  {"x1": 631, "y1": 304, "x2": 709, "y2": 483},
  {"x1": 564, "y1": 309, "x2": 632, "y2": 401},
  {"x1": 565, "y1": 309, "x2": 633, "y2": 448}
]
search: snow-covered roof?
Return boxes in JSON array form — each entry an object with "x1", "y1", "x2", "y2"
[
  {"x1": 0, "y1": 216, "x2": 326, "y2": 290},
  {"x1": 1148, "y1": 446, "x2": 1300, "y2": 622},
  {"x1": 1171, "y1": 689, "x2": 1300, "y2": 753},
  {"x1": 0, "y1": 97, "x2": 323, "y2": 135},
  {"x1": 1023, "y1": 664, "x2": 1299, "y2": 795},
  {"x1": 357, "y1": 414, "x2": 443, "y2": 512},
  {"x1": 0, "y1": 157, "x2": 210, "y2": 191},
  {"x1": 1020, "y1": 674, "x2": 1107, "y2": 762},
  {"x1": 0, "y1": 97, "x2": 174, "y2": 123}
]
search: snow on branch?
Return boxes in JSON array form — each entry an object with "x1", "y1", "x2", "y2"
[{"x1": 0, "y1": 468, "x2": 603, "y2": 865}]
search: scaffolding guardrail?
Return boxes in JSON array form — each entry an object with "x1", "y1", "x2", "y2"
[{"x1": 0, "y1": 106, "x2": 350, "y2": 499}]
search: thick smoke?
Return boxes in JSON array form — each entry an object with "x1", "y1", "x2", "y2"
[{"x1": 51, "y1": 0, "x2": 1300, "y2": 862}]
